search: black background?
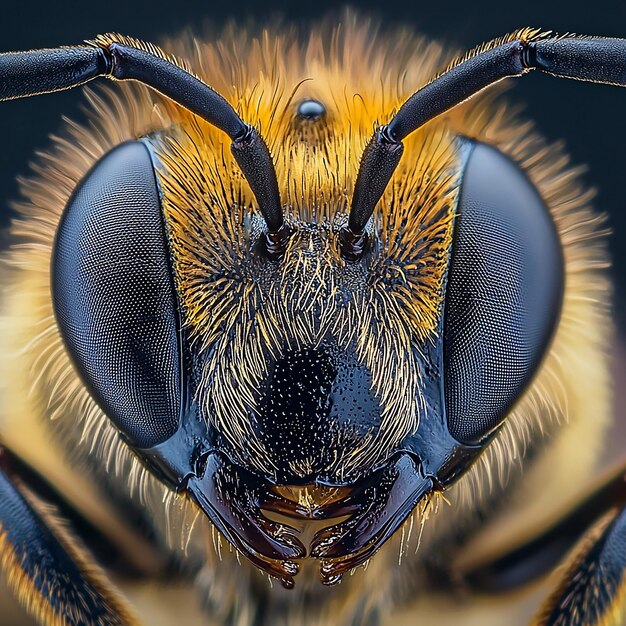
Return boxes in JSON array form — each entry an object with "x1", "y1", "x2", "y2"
[{"x1": 1, "y1": 0, "x2": 626, "y2": 325}]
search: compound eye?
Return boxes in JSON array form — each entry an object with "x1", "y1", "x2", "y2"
[
  {"x1": 443, "y1": 141, "x2": 564, "y2": 444},
  {"x1": 52, "y1": 141, "x2": 181, "y2": 448}
]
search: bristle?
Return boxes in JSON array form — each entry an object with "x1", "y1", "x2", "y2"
[
  {"x1": 438, "y1": 27, "x2": 549, "y2": 78},
  {"x1": 88, "y1": 33, "x2": 194, "y2": 74}
]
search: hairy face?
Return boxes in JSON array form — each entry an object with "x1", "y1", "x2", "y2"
[
  {"x1": 3, "y1": 18, "x2": 610, "y2": 599},
  {"x1": 153, "y1": 118, "x2": 458, "y2": 483}
]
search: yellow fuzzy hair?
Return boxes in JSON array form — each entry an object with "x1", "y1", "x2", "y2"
[{"x1": 0, "y1": 14, "x2": 613, "y2": 626}]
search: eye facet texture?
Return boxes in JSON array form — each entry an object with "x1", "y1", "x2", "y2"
[
  {"x1": 443, "y1": 141, "x2": 564, "y2": 444},
  {"x1": 52, "y1": 141, "x2": 181, "y2": 448}
]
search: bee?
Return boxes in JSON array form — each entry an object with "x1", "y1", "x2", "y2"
[{"x1": 0, "y1": 13, "x2": 625, "y2": 626}]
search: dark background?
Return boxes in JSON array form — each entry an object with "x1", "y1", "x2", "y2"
[{"x1": 1, "y1": 0, "x2": 625, "y2": 326}]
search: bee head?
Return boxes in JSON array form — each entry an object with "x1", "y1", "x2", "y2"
[{"x1": 50, "y1": 76, "x2": 564, "y2": 585}]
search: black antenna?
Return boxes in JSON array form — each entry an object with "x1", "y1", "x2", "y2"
[
  {"x1": 0, "y1": 35, "x2": 287, "y2": 253},
  {"x1": 342, "y1": 30, "x2": 626, "y2": 259}
]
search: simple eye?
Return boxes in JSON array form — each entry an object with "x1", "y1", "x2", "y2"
[
  {"x1": 443, "y1": 140, "x2": 564, "y2": 444},
  {"x1": 52, "y1": 141, "x2": 182, "y2": 448}
]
